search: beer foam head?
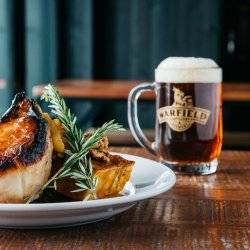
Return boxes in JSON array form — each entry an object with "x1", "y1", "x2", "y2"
[{"x1": 155, "y1": 57, "x2": 222, "y2": 83}]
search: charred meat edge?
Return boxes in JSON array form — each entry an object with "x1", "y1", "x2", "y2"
[{"x1": 0, "y1": 92, "x2": 49, "y2": 172}]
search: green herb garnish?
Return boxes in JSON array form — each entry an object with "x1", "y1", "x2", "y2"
[{"x1": 26, "y1": 84, "x2": 124, "y2": 202}]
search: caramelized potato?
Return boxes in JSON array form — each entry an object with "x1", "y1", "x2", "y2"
[
  {"x1": 56, "y1": 155, "x2": 134, "y2": 200},
  {"x1": 42, "y1": 113, "x2": 65, "y2": 153}
]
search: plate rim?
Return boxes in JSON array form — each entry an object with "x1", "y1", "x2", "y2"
[{"x1": 0, "y1": 152, "x2": 176, "y2": 211}]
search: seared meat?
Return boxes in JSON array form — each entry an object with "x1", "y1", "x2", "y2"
[{"x1": 0, "y1": 93, "x2": 53, "y2": 203}]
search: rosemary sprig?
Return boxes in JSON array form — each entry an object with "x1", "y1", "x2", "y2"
[
  {"x1": 26, "y1": 84, "x2": 124, "y2": 202},
  {"x1": 41, "y1": 84, "x2": 83, "y2": 152}
]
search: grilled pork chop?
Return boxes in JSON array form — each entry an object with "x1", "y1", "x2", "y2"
[{"x1": 0, "y1": 93, "x2": 53, "y2": 203}]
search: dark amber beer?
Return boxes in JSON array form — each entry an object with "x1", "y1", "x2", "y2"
[
  {"x1": 156, "y1": 82, "x2": 222, "y2": 166},
  {"x1": 128, "y1": 57, "x2": 223, "y2": 174}
]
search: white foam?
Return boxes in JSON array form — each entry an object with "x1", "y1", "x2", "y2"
[{"x1": 155, "y1": 57, "x2": 222, "y2": 83}]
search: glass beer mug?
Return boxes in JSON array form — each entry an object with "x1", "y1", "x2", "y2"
[{"x1": 128, "y1": 57, "x2": 223, "y2": 174}]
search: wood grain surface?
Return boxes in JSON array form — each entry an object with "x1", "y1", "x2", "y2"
[
  {"x1": 0, "y1": 147, "x2": 250, "y2": 249},
  {"x1": 33, "y1": 80, "x2": 250, "y2": 102}
]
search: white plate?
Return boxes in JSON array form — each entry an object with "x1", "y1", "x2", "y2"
[{"x1": 0, "y1": 153, "x2": 176, "y2": 228}]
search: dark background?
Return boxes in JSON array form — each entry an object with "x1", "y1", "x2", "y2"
[{"x1": 0, "y1": 0, "x2": 249, "y2": 131}]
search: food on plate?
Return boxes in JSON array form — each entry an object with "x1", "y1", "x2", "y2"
[
  {"x1": 93, "y1": 155, "x2": 134, "y2": 198},
  {"x1": 55, "y1": 136, "x2": 134, "y2": 200},
  {"x1": 42, "y1": 113, "x2": 65, "y2": 153},
  {"x1": 0, "y1": 93, "x2": 53, "y2": 203},
  {"x1": 0, "y1": 85, "x2": 134, "y2": 203}
]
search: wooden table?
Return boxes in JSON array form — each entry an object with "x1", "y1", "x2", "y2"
[
  {"x1": 0, "y1": 147, "x2": 249, "y2": 249},
  {"x1": 32, "y1": 79, "x2": 250, "y2": 102}
]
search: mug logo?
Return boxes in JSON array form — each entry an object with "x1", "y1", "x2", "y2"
[{"x1": 157, "y1": 87, "x2": 211, "y2": 132}]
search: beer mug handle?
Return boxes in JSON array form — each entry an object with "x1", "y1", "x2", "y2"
[{"x1": 128, "y1": 82, "x2": 156, "y2": 155}]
